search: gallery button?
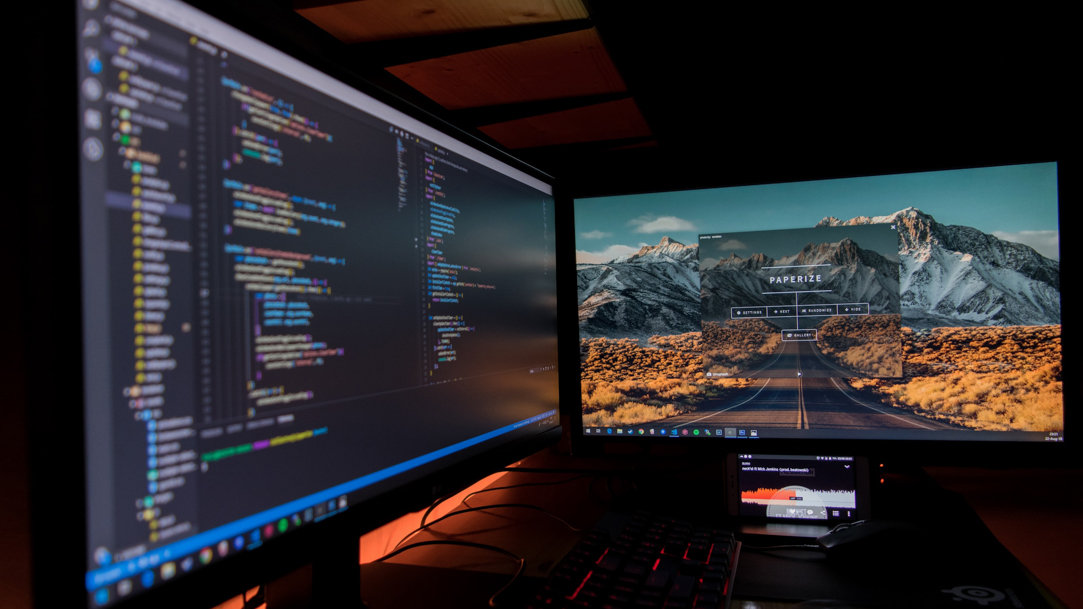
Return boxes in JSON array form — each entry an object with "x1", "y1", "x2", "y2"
[{"x1": 782, "y1": 329, "x2": 818, "y2": 341}]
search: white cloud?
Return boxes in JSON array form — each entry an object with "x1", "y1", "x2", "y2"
[
  {"x1": 629, "y1": 215, "x2": 696, "y2": 234},
  {"x1": 718, "y1": 239, "x2": 748, "y2": 251},
  {"x1": 992, "y1": 230, "x2": 1059, "y2": 260},
  {"x1": 580, "y1": 229, "x2": 611, "y2": 239},
  {"x1": 576, "y1": 244, "x2": 639, "y2": 264}
]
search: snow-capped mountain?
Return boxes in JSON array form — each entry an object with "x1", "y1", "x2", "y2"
[
  {"x1": 610, "y1": 236, "x2": 699, "y2": 265},
  {"x1": 818, "y1": 207, "x2": 1060, "y2": 327},
  {"x1": 576, "y1": 208, "x2": 1060, "y2": 338},
  {"x1": 577, "y1": 237, "x2": 700, "y2": 338},
  {"x1": 701, "y1": 237, "x2": 901, "y2": 321}
]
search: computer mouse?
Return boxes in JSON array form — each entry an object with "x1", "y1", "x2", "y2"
[{"x1": 815, "y1": 520, "x2": 925, "y2": 560}]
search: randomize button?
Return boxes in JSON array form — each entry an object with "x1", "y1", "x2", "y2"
[{"x1": 797, "y1": 305, "x2": 836, "y2": 316}]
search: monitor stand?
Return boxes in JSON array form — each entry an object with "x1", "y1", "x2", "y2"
[{"x1": 260, "y1": 532, "x2": 367, "y2": 608}]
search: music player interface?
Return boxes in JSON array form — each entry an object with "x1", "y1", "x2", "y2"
[{"x1": 737, "y1": 454, "x2": 858, "y2": 522}]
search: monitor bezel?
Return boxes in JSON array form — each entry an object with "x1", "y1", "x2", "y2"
[
  {"x1": 29, "y1": 1, "x2": 565, "y2": 607},
  {"x1": 562, "y1": 158, "x2": 1077, "y2": 469}
]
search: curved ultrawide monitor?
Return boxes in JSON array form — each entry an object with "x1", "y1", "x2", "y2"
[
  {"x1": 69, "y1": 1, "x2": 559, "y2": 606},
  {"x1": 572, "y1": 162, "x2": 1066, "y2": 455}
]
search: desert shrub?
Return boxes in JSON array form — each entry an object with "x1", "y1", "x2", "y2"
[
  {"x1": 582, "y1": 402, "x2": 680, "y2": 427},
  {"x1": 847, "y1": 325, "x2": 1062, "y2": 432},
  {"x1": 583, "y1": 384, "x2": 626, "y2": 412}
]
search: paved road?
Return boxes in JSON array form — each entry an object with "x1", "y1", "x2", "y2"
[
  {"x1": 727, "y1": 338, "x2": 868, "y2": 378},
  {"x1": 667, "y1": 340, "x2": 952, "y2": 431}
]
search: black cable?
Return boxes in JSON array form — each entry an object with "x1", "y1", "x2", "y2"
[
  {"x1": 741, "y1": 542, "x2": 822, "y2": 552},
  {"x1": 372, "y1": 540, "x2": 525, "y2": 607},
  {"x1": 240, "y1": 584, "x2": 265, "y2": 609},
  {"x1": 418, "y1": 469, "x2": 625, "y2": 530},
  {"x1": 460, "y1": 474, "x2": 591, "y2": 507},
  {"x1": 393, "y1": 502, "x2": 583, "y2": 553},
  {"x1": 497, "y1": 466, "x2": 640, "y2": 504}
]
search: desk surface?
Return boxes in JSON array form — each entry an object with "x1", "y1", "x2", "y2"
[{"x1": 357, "y1": 446, "x2": 1078, "y2": 609}]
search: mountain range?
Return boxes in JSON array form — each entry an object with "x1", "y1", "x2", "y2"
[
  {"x1": 577, "y1": 237, "x2": 700, "y2": 338},
  {"x1": 819, "y1": 207, "x2": 1060, "y2": 328},
  {"x1": 700, "y1": 235, "x2": 900, "y2": 322},
  {"x1": 577, "y1": 208, "x2": 1060, "y2": 337}
]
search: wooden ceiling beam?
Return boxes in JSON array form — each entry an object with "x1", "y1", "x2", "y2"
[{"x1": 341, "y1": 18, "x2": 595, "y2": 68}]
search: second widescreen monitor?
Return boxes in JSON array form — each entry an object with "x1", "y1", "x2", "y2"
[{"x1": 573, "y1": 162, "x2": 1062, "y2": 444}]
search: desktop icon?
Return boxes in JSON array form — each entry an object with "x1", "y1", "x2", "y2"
[
  {"x1": 82, "y1": 18, "x2": 100, "y2": 37},
  {"x1": 84, "y1": 108, "x2": 102, "y2": 130},
  {"x1": 81, "y1": 77, "x2": 102, "y2": 101},
  {"x1": 83, "y1": 137, "x2": 104, "y2": 162}
]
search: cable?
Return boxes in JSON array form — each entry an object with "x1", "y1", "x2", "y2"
[
  {"x1": 393, "y1": 502, "x2": 583, "y2": 553},
  {"x1": 741, "y1": 542, "x2": 822, "y2": 552},
  {"x1": 413, "y1": 471, "x2": 588, "y2": 530},
  {"x1": 418, "y1": 470, "x2": 625, "y2": 531},
  {"x1": 460, "y1": 474, "x2": 591, "y2": 507},
  {"x1": 240, "y1": 584, "x2": 265, "y2": 609},
  {"x1": 372, "y1": 540, "x2": 525, "y2": 607},
  {"x1": 495, "y1": 467, "x2": 640, "y2": 506}
]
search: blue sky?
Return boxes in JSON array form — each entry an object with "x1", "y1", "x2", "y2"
[{"x1": 574, "y1": 162, "x2": 1060, "y2": 263}]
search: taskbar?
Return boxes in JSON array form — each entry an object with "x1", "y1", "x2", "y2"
[
  {"x1": 581, "y1": 425, "x2": 1064, "y2": 442},
  {"x1": 584, "y1": 425, "x2": 759, "y2": 439}
]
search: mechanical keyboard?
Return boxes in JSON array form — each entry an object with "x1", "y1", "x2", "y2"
[{"x1": 527, "y1": 510, "x2": 740, "y2": 609}]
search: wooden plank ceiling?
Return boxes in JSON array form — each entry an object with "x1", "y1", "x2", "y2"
[{"x1": 295, "y1": 0, "x2": 653, "y2": 155}]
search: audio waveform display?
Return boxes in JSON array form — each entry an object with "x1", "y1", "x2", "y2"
[{"x1": 741, "y1": 487, "x2": 856, "y2": 509}]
